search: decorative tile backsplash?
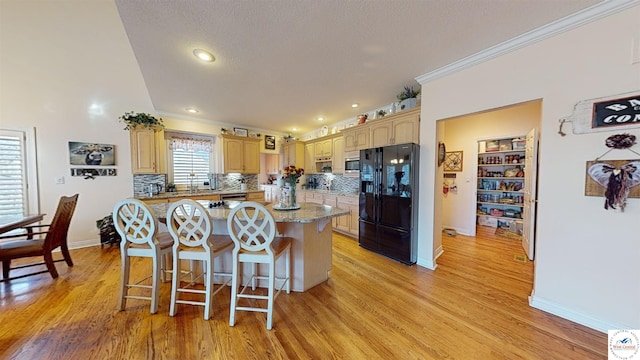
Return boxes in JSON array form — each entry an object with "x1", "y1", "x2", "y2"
[{"x1": 133, "y1": 173, "x2": 357, "y2": 195}]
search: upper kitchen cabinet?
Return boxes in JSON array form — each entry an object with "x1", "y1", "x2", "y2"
[
  {"x1": 282, "y1": 141, "x2": 304, "y2": 168},
  {"x1": 130, "y1": 128, "x2": 164, "y2": 174},
  {"x1": 313, "y1": 138, "x2": 333, "y2": 158},
  {"x1": 304, "y1": 143, "x2": 316, "y2": 174},
  {"x1": 264, "y1": 153, "x2": 280, "y2": 175},
  {"x1": 370, "y1": 107, "x2": 420, "y2": 147},
  {"x1": 221, "y1": 134, "x2": 260, "y2": 174},
  {"x1": 332, "y1": 136, "x2": 345, "y2": 174},
  {"x1": 343, "y1": 125, "x2": 370, "y2": 152}
]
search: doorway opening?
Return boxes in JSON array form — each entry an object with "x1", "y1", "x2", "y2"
[{"x1": 437, "y1": 99, "x2": 541, "y2": 281}]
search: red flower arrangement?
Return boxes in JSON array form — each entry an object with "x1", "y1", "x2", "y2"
[{"x1": 282, "y1": 165, "x2": 304, "y2": 187}]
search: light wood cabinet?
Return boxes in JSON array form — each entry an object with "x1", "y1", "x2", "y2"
[
  {"x1": 221, "y1": 134, "x2": 260, "y2": 174},
  {"x1": 264, "y1": 154, "x2": 280, "y2": 174},
  {"x1": 343, "y1": 125, "x2": 370, "y2": 152},
  {"x1": 246, "y1": 191, "x2": 265, "y2": 201},
  {"x1": 282, "y1": 141, "x2": 304, "y2": 168},
  {"x1": 304, "y1": 143, "x2": 316, "y2": 174},
  {"x1": 370, "y1": 108, "x2": 420, "y2": 148},
  {"x1": 336, "y1": 196, "x2": 359, "y2": 237},
  {"x1": 313, "y1": 139, "x2": 332, "y2": 158},
  {"x1": 332, "y1": 136, "x2": 345, "y2": 174},
  {"x1": 130, "y1": 128, "x2": 159, "y2": 174}
]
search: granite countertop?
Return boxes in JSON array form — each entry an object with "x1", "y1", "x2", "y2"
[
  {"x1": 261, "y1": 185, "x2": 358, "y2": 197},
  {"x1": 301, "y1": 189, "x2": 358, "y2": 197},
  {"x1": 149, "y1": 200, "x2": 348, "y2": 223},
  {"x1": 136, "y1": 189, "x2": 264, "y2": 201}
]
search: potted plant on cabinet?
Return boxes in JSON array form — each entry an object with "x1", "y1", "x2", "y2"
[
  {"x1": 396, "y1": 85, "x2": 421, "y2": 111},
  {"x1": 119, "y1": 111, "x2": 164, "y2": 130}
]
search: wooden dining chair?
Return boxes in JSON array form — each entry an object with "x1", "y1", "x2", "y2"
[
  {"x1": 0, "y1": 194, "x2": 79, "y2": 282},
  {"x1": 166, "y1": 199, "x2": 233, "y2": 320},
  {"x1": 227, "y1": 201, "x2": 292, "y2": 330},
  {"x1": 112, "y1": 199, "x2": 173, "y2": 314}
]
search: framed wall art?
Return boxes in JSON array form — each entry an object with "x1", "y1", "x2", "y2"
[
  {"x1": 443, "y1": 151, "x2": 463, "y2": 172},
  {"x1": 265, "y1": 135, "x2": 276, "y2": 150},
  {"x1": 68, "y1": 142, "x2": 115, "y2": 166},
  {"x1": 234, "y1": 128, "x2": 248, "y2": 137}
]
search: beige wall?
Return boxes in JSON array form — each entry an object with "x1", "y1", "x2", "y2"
[
  {"x1": 441, "y1": 101, "x2": 540, "y2": 235},
  {"x1": 0, "y1": 1, "x2": 153, "y2": 247},
  {"x1": 418, "y1": 6, "x2": 640, "y2": 330}
]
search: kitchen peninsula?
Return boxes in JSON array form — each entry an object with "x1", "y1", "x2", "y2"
[{"x1": 149, "y1": 201, "x2": 348, "y2": 292}]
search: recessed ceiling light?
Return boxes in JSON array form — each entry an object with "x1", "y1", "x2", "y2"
[
  {"x1": 351, "y1": 103, "x2": 359, "y2": 108},
  {"x1": 185, "y1": 107, "x2": 199, "y2": 113},
  {"x1": 193, "y1": 49, "x2": 215, "y2": 62},
  {"x1": 291, "y1": 128, "x2": 297, "y2": 132},
  {"x1": 317, "y1": 117, "x2": 324, "y2": 121}
]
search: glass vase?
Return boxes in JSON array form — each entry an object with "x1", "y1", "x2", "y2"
[{"x1": 289, "y1": 182, "x2": 297, "y2": 208}]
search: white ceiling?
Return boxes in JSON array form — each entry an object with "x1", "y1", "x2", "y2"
[{"x1": 115, "y1": 0, "x2": 601, "y2": 135}]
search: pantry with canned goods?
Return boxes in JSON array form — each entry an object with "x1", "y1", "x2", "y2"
[{"x1": 476, "y1": 136, "x2": 526, "y2": 233}]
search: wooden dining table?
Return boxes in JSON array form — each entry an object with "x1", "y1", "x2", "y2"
[{"x1": 0, "y1": 214, "x2": 45, "y2": 236}]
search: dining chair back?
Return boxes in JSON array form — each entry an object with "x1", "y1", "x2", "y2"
[
  {"x1": 166, "y1": 199, "x2": 233, "y2": 320},
  {"x1": 112, "y1": 198, "x2": 173, "y2": 314},
  {"x1": 227, "y1": 201, "x2": 291, "y2": 330},
  {"x1": 0, "y1": 194, "x2": 79, "y2": 281}
]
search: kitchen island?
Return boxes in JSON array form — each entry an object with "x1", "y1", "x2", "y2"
[{"x1": 149, "y1": 201, "x2": 348, "y2": 292}]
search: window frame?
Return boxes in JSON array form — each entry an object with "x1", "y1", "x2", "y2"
[{"x1": 0, "y1": 127, "x2": 39, "y2": 216}]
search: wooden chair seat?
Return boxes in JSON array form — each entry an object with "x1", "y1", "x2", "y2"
[{"x1": 0, "y1": 194, "x2": 79, "y2": 282}]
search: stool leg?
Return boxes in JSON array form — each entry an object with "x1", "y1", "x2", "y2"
[
  {"x1": 204, "y1": 256, "x2": 214, "y2": 320},
  {"x1": 266, "y1": 261, "x2": 276, "y2": 330},
  {"x1": 150, "y1": 252, "x2": 161, "y2": 314},
  {"x1": 118, "y1": 249, "x2": 130, "y2": 311},
  {"x1": 170, "y1": 252, "x2": 180, "y2": 317},
  {"x1": 229, "y1": 256, "x2": 239, "y2": 326}
]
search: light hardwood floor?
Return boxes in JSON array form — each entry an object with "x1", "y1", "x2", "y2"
[{"x1": 0, "y1": 227, "x2": 605, "y2": 359}]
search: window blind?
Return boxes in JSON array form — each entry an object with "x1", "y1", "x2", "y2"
[
  {"x1": 0, "y1": 132, "x2": 27, "y2": 216},
  {"x1": 172, "y1": 148, "x2": 210, "y2": 187}
]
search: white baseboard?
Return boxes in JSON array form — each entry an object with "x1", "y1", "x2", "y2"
[
  {"x1": 69, "y1": 237, "x2": 102, "y2": 250},
  {"x1": 529, "y1": 293, "x2": 631, "y2": 333},
  {"x1": 416, "y1": 256, "x2": 437, "y2": 270}
]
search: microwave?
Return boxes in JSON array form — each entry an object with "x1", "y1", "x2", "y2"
[{"x1": 344, "y1": 151, "x2": 360, "y2": 177}]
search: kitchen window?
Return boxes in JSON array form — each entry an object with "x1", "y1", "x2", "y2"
[
  {"x1": 165, "y1": 131, "x2": 215, "y2": 190},
  {"x1": 0, "y1": 128, "x2": 39, "y2": 216}
]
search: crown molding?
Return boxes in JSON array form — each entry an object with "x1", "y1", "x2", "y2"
[{"x1": 416, "y1": 0, "x2": 640, "y2": 85}]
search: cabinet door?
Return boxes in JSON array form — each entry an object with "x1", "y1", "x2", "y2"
[
  {"x1": 321, "y1": 139, "x2": 332, "y2": 157},
  {"x1": 332, "y1": 136, "x2": 345, "y2": 174},
  {"x1": 243, "y1": 140, "x2": 260, "y2": 174},
  {"x1": 370, "y1": 123, "x2": 392, "y2": 148},
  {"x1": 348, "y1": 203, "x2": 359, "y2": 236},
  {"x1": 223, "y1": 138, "x2": 244, "y2": 173},
  {"x1": 265, "y1": 154, "x2": 280, "y2": 174},
  {"x1": 131, "y1": 129, "x2": 157, "y2": 173},
  {"x1": 343, "y1": 130, "x2": 357, "y2": 152},
  {"x1": 246, "y1": 191, "x2": 264, "y2": 201},
  {"x1": 392, "y1": 114, "x2": 420, "y2": 145},
  {"x1": 313, "y1": 140, "x2": 323, "y2": 158},
  {"x1": 304, "y1": 143, "x2": 315, "y2": 173},
  {"x1": 354, "y1": 128, "x2": 370, "y2": 150}
]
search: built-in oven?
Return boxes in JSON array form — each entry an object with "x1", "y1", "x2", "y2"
[{"x1": 344, "y1": 150, "x2": 360, "y2": 177}]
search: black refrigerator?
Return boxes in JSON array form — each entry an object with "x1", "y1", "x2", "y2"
[{"x1": 359, "y1": 143, "x2": 419, "y2": 264}]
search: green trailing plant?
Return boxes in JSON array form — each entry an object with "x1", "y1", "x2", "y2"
[
  {"x1": 119, "y1": 111, "x2": 164, "y2": 130},
  {"x1": 377, "y1": 109, "x2": 387, "y2": 117},
  {"x1": 396, "y1": 85, "x2": 421, "y2": 102}
]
